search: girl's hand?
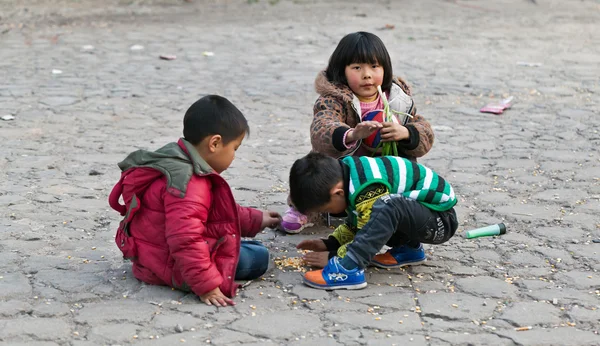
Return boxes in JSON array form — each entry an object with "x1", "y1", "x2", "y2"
[
  {"x1": 200, "y1": 287, "x2": 235, "y2": 307},
  {"x1": 303, "y1": 251, "x2": 329, "y2": 268},
  {"x1": 261, "y1": 210, "x2": 281, "y2": 229},
  {"x1": 381, "y1": 122, "x2": 409, "y2": 142},
  {"x1": 346, "y1": 121, "x2": 383, "y2": 143}
]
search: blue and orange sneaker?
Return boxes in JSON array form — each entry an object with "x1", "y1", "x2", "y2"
[
  {"x1": 371, "y1": 244, "x2": 427, "y2": 268},
  {"x1": 303, "y1": 257, "x2": 367, "y2": 290}
]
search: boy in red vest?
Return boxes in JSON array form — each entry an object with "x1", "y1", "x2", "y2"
[{"x1": 109, "y1": 95, "x2": 280, "y2": 307}]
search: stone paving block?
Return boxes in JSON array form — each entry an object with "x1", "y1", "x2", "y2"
[
  {"x1": 365, "y1": 333, "x2": 428, "y2": 346},
  {"x1": 567, "y1": 306, "x2": 600, "y2": 325},
  {"x1": 0, "y1": 343, "x2": 60, "y2": 346},
  {"x1": 448, "y1": 265, "x2": 486, "y2": 276},
  {"x1": 507, "y1": 251, "x2": 548, "y2": 267},
  {"x1": 34, "y1": 268, "x2": 105, "y2": 293},
  {"x1": 532, "y1": 246, "x2": 576, "y2": 265},
  {"x1": 0, "y1": 195, "x2": 26, "y2": 206},
  {"x1": 291, "y1": 284, "x2": 331, "y2": 301},
  {"x1": 354, "y1": 291, "x2": 415, "y2": 310},
  {"x1": 209, "y1": 329, "x2": 261, "y2": 345},
  {"x1": 429, "y1": 332, "x2": 514, "y2": 346},
  {"x1": 337, "y1": 329, "x2": 362, "y2": 345},
  {"x1": 31, "y1": 301, "x2": 71, "y2": 317},
  {"x1": 566, "y1": 244, "x2": 599, "y2": 261},
  {"x1": 518, "y1": 279, "x2": 553, "y2": 291},
  {"x1": 526, "y1": 287, "x2": 598, "y2": 307},
  {"x1": 418, "y1": 292, "x2": 496, "y2": 321},
  {"x1": 555, "y1": 271, "x2": 600, "y2": 290},
  {"x1": 454, "y1": 277, "x2": 518, "y2": 298},
  {"x1": 0, "y1": 317, "x2": 71, "y2": 341},
  {"x1": 326, "y1": 311, "x2": 423, "y2": 333},
  {"x1": 496, "y1": 328, "x2": 599, "y2": 346},
  {"x1": 135, "y1": 330, "x2": 211, "y2": 346},
  {"x1": 74, "y1": 300, "x2": 159, "y2": 325},
  {"x1": 289, "y1": 337, "x2": 342, "y2": 346},
  {"x1": 297, "y1": 297, "x2": 369, "y2": 313},
  {"x1": 153, "y1": 312, "x2": 204, "y2": 331},
  {"x1": 495, "y1": 205, "x2": 560, "y2": 221},
  {"x1": 132, "y1": 283, "x2": 187, "y2": 302},
  {"x1": 338, "y1": 285, "x2": 411, "y2": 299},
  {"x1": 0, "y1": 300, "x2": 32, "y2": 317},
  {"x1": 230, "y1": 310, "x2": 322, "y2": 339},
  {"x1": 498, "y1": 301, "x2": 562, "y2": 327},
  {"x1": 88, "y1": 323, "x2": 139, "y2": 343},
  {"x1": 422, "y1": 317, "x2": 483, "y2": 333},
  {"x1": 0, "y1": 272, "x2": 32, "y2": 300}
]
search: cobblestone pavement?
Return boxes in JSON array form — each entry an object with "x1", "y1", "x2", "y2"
[{"x1": 1, "y1": 0, "x2": 599, "y2": 345}]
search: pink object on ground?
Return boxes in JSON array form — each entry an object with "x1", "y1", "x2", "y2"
[{"x1": 480, "y1": 96, "x2": 513, "y2": 114}]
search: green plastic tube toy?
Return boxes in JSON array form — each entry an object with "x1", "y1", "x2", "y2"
[{"x1": 465, "y1": 223, "x2": 506, "y2": 239}]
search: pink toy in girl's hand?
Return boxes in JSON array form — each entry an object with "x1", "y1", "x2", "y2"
[
  {"x1": 362, "y1": 109, "x2": 400, "y2": 149},
  {"x1": 362, "y1": 109, "x2": 384, "y2": 148}
]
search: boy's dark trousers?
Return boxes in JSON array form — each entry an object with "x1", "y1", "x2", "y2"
[{"x1": 345, "y1": 195, "x2": 458, "y2": 269}]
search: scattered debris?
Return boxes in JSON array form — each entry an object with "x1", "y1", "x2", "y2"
[
  {"x1": 81, "y1": 45, "x2": 95, "y2": 51},
  {"x1": 130, "y1": 45, "x2": 145, "y2": 51},
  {"x1": 52, "y1": 69, "x2": 63, "y2": 74},
  {"x1": 175, "y1": 324, "x2": 184, "y2": 333},
  {"x1": 517, "y1": 61, "x2": 542, "y2": 67},
  {"x1": 202, "y1": 51, "x2": 214, "y2": 57},
  {"x1": 592, "y1": 239, "x2": 600, "y2": 243},
  {"x1": 89, "y1": 169, "x2": 103, "y2": 176},
  {"x1": 160, "y1": 54, "x2": 177, "y2": 60},
  {"x1": 378, "y1": 24, "x2": 395, "y2": 30},
  {"x1": 552, "y1": 298, "x2": 558, "y2": 305},
  {"x1": 480, "y1": 96, "x2": 513, "y2": 114},
  {"x1": 515, "y1": 326, "x2": 532, "y2": 331},
  {"x1": 1, "y1": 115, "x2": 15, "y2": 121},
  {"x1": 274, "y1": 253, "x2": 307, "y2": 272}
]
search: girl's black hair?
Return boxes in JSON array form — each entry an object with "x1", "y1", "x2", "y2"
[{"x1": 325, "y1": 31, "x2": 393, "y2": 91}]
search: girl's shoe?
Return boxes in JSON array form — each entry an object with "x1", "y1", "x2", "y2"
[{"x1": 281, "y1": 208, "x2": 312, "y2": 234}]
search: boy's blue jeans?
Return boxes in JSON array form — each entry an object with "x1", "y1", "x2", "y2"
[{"x1": 235, "y1": 240, "x2": 269, "y2": 280}]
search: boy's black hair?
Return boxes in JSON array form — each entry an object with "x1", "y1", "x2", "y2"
[
  {"x1": 325, "y1": 31, "x2": 393, "y2": 92},
  {"x1": 289, "y1": 152, "x2": 343, "y2": 214},
  {"x1": 183, "y1": 95, "x2": 249, "y2": 145}
]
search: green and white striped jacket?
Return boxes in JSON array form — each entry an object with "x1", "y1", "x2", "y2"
[{"x1": 343, "y1": 156, "x2": 457, "y2": 212}]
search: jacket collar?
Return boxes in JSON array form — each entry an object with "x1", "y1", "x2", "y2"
[{"x1": 177, "y1": 138, "x2": 215, "y2": 175}]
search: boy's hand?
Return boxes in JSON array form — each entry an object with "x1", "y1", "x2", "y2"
[
  {"x1": 297, "y1": 239, "x2": 327, "y2": 252},
  {"x1": 261, "y1": 210, "x2": 281, "y2": 229},
  {"x1": 303, "y1": 251, "x2": 329, "y2": 268},
  {"x1": 200, "y1": 287, "x2": 235, "y2": 307},
  {"x1": 347, "y1": 121, "x2": 383, "y2": 143},
  {"x1": 381, "y1": 122, "x2": 409, "y2": 142}
]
